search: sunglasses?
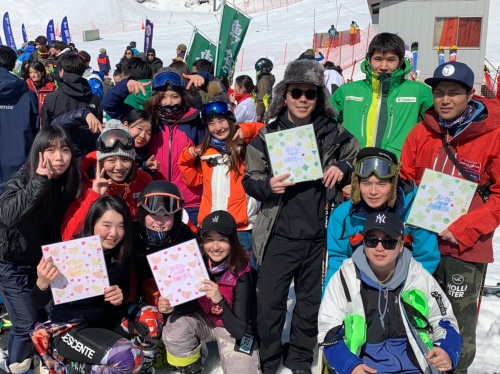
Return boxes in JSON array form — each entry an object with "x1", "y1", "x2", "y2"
[
  {"x1": 148, "y1": 53, "x2": 155, "y2": 56},
  {"x1": 138, "y1": 192, "x2": 184, "y2": 215},
  {"x1": 152, "y1": 71, "x2": 185, "y2": 91},
  {"x1": 96, "y1": 129, "x2": 134, "y2": 153},
  {"x1": 199, "y1": 101, "x2": 232, "y2": 122},
  {"x1": 125, "y1": 52, "x2": 133, "y2": 55},
  {"x1": 355, "y1": 157, "x2": 398, "y2": 179},
  {"x1": 363, "y1": 235, "x2": 401, "y2": 250},
  {"x1": 287, "y1": 88, "x2": 317, "y2": 100}
]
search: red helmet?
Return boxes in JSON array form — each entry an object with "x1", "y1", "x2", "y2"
[{"x1": 121, "y1": 304, "x2": 164, "y2": 340}]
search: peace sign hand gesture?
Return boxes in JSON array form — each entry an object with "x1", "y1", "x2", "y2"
[
  {"x1": 92, "y1": 162, "x2": 112, "y2": 195},
  {"x1": 36, "y1": 152, "x2": 54, "y2": 179}
]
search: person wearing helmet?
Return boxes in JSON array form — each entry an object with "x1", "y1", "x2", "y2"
[
  {"x1": 178, "y1": 101, "x2": 263, "y2": 268},
  {"x1": 254, "y1": 58, "x2": 275, "y2": 122},
  {"x1": 129, "y1": 41, "x2": 139, "y2": 56}
]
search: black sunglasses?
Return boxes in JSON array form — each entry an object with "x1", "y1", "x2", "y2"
[
  {"x1": 363, "y1": 235, "x2": 401, "y2": 250},
  {"x1": 287, "y1": 88, "x2": 317, "y2": 100},
  {"x1": 148, "y1": 53, "x2": 155, "y2": 56}
]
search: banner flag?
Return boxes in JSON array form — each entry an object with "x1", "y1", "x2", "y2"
[
  {"x1": 186, "y1": 31, "x2": 216, "y2": 69},
  {"x1": 143, "y1": 18, "x2": 154, "y2": 53},
  {"x1": 215, "y1": 4, "x2": 251, "y2": 77},
  {"x1": 22, "y1": 23, "x2": 28, "y2": 43},
  {"x1": 61, "y1": 16, "x2": 71, "y2": 44},
  {"x1": 46, "y1": 19, "x2": 55, "y2": 44},
  {"x1": 3, "y1": 12, "x2": 17, "y2": 51}
]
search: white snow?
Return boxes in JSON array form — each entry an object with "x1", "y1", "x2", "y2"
[{"x1": 1, "y1": 0, "x2": 499, "y2": 373}]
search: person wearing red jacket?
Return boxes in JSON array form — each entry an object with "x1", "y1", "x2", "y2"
[
  {"x1": 400, "y1": 61, "x2": 500, "y2": 374},
  {"x1": 26, "y1": 61, "x2": 56, "y2": 127},
  {"x1": 61, "y1": 120, "x2": 152, "y2": 240}
]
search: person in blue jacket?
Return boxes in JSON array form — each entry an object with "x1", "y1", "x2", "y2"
[{"x1": 324, "y1": 147, "x2": 440, "y2": 290}]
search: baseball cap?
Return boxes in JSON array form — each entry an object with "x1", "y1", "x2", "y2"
[
  {"x1": 356, "y1": 147, "x2": 398, "y2": 165},
  {"x1": 362, "y1": 212, "x2": 404, "y2": 239},
  {"x1": 425, "y1": 61, "x2": 474, "y2": 91},
  {"x1": 200, "y1": 210, "x2": 237, "y2": 236}
]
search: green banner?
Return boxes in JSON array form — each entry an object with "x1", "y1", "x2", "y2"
[
  {"x1": 215, "y1": 4, "x2": 251, "y2": 77},
  {"x1": 186, "y1": 31, "x2": 217, "y2": 69}
]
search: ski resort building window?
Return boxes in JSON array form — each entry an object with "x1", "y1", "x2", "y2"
[{"x1": 433, "y1": 17, "x2": 482, "y2": 48}]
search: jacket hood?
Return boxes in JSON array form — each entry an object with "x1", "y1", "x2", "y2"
[
  {"x1": 58, "y1": 72, "x2": 93, "y2": 98},
  {"x1": 361, "y1": 55, "x2": 412, "y2": 88},
  {"x1": 423, "y1": 96, "x2": 500, "y2": 141},
  {"x1": 0, "y1": 68, "x2": 29, "y2": 100}
]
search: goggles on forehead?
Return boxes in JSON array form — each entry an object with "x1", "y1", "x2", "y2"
[
  {"x1": 199, "y1": 101, "x2": 232, "y2": 122},
  {"x1": 152, "y1": 71, "x2": 185, "y2": 91},
  {"x1": 96, "y1": 129, "x2": 135, "y2": 153},
  {"x1": 355, "y1": 156, "x2": 398, "y2": 179},
  {"x1": 139, "y1": 193, "x2": 184, "y2": 215}
]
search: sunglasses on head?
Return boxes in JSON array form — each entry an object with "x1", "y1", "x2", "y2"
[
  {"x1": 139, "y1": 193, "x2": 184, "y2": 215},
  {"x1": 363, "y1": 235, "x2": 401, "y2": 250},
  {"x1": 199, "y1": 101, "x2": 232, "y2": 122},
  {"x1": 96, "y1": 129, "x2": 134, "y2": 153},
  {"x1": 152, "y1": 71, "x2": 185, "y2": 91},
  {"x1": 287, "y1": 88, "x2": 317, "y2": 100},
  {"x1": 355, "y1": 157, "x2": 398, "y2": 179}
]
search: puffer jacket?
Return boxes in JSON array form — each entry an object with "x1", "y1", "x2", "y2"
[
  {"x1": 330, "y1": 57, "x2": 433, "y2": 158},
  {"x1": 242, "y1": 113, "x2": 359, "y2": 264},
  {"x1": 400, "y1": 96, "x2": 500, "y2": 263}
]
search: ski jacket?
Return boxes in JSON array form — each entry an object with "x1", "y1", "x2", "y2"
[
  {"x1": 102, "y1": 77, "x2": 152, "y2": 121},
  {"x1": 178, "y1": 122, "x2": 263, "y2": 230},
  {"x1": 319, "y1": 248, "x2": 462, "y2": 374},
  {"x1": 400, "y1": 97, "x2": 500, "y2": 263},
  {"x1": 0, "y1": 170, "x2": 73, "y2": 266},
  {"x1": 198, "y1": 261, "x2": 255, "y2": 339},
  {"x1": 97, "y1": 53, "x2": 111, "y2": 73},
  {"x1": 255, "y1": 74, "x2": 275, "y2": 121},
  {"x1": 148, "y1": 108, "x2": 205, "y2": 209},
  {"x1": 330, "y1": 58, "x2": 433, "y2": 158},
  {"x1": 26, "y1": 78, "x2": 56, "y2": 126},
  {"x1": 242, "y1": 113, "x2": 359, "y2": 264},
  {"x1": 0, "y1": 68, "x2": 39, "y2": 188},
  {"x1": 147, "y1": 57, "x2": 163, "y2": 76},
  {"x1": 325, "y1": 179, "x2": 440, "y2": 288},
  {"x1": 61, "y1": 151, "x2": 152, "y2": 241}
]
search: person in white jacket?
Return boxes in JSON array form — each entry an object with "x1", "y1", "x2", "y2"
[
  {"x1": 231, "y1": 75, "x2": 258, "y2": 123},
  {"x1": 318, "y1": 212, "x2": 462, "y2": 374}
]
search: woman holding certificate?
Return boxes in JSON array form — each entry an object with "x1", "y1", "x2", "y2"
[{"x1": 159, "y1": 211, "x2": 260, "y2": 374}]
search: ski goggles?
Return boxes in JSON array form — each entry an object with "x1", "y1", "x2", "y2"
[
  {"x1": 355, "y1": 156, "x2": 398, "y2": 179},
  {"x1": 287, "y1": 88, "x2": 318, "y2": 100},
  {"x1": 139, "y1": 193, "x2": 184, "y2": 215},
  {"x1": 199, "y1": 101, "x2": 232, "y2": 122},
  {"x1": 96, "y1": 129, "x2": 134, "y2": 152},
  {"x1": 152, "y1": 71, "x2": 185, "y2": 91},
  {"x1": 363, "y1": 235, "x2": 401, "y2": 250}
]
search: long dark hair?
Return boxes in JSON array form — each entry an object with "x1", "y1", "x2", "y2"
[
  {"x1": 235, "y1": 75, "x2": 255, "y2": 94},
  {"x1": 25, "y1": 126, "x2": 80, "y2": 201},
  {"x1": 80, "y1": 195, "x2": 134, "y2": 265},
  {"x1": 28, "y1": 61, "x2": 49, "y2": 86},
  {"x1": 197, "y1": 115, "x2": 246, "y2": 177}
]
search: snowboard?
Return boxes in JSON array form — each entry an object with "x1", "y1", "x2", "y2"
[{"x1": 482, "y1": 283, "x2": 500, "y2": 296}]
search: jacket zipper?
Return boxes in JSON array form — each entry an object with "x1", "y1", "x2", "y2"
[
  {"x1": 360, "y1": 105, "x2": 368, "y2": 138},
  {"x1": 168, "y1": 126, "x2": 173, "y2": 181},
  {"x1": 386, "y1": 105, "x2": 394, "y2": 139}
]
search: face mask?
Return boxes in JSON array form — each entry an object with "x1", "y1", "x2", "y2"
[
  {"x1": 145, "y1": 227, "x2": 169, "y2": 246},
  {"x1": 158, "y1": 104, "x2": 183, "y2": 125}
]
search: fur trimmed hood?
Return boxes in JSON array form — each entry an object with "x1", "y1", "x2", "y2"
[{"x1": 265, "y1": 59, "x2": 336, "y2": 122}]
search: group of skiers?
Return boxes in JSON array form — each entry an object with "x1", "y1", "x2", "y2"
[{"x1": 0, "y1": 28, "x2": 499, "y2": 374}]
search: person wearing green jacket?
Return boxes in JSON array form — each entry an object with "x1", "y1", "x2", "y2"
[{"x1": 330, "y1": 33, "x2": 433, "y2": 158}]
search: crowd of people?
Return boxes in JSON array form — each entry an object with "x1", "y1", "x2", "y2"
[{"x1": 0, "y1": 29, "x2": 499, "y2": 374}]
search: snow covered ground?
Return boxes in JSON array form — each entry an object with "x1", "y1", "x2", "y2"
[{"x1": 1, "y1": 0, "x2": 500, "y2": 372}]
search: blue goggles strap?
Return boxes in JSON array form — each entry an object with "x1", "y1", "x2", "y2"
[
  {"x1": 199, "y1": 101, "x2": 232, "y2": 122},
  {"x1": 152, "y1": 71, "x2": 185, "y2": 91}
]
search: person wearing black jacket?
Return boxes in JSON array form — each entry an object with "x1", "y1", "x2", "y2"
[
  {"x1": 242, "y1": 59, "x2": 359, "y2": 374},
  {"x1": 160, "y1": 211, "x2": 260, "y2": 374},
  {"x1": 0, "y1": 126, "x2": 80, "y2": 374},
  {"x1": 147, "y1": 48, "x2": 163, "y2": 76},
  {"x1": 42, "y1": 53, "x2": 102, "y2": 159}
]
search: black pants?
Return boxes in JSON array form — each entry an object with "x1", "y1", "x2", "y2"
[{"x1": 257, "y1": 238, "x2": 323, "y2": 373}]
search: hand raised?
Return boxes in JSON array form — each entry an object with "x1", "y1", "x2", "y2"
[
  {"x1": 36, "y1": 152, "x2": 54, "y2": 179},
  {"x1": 92, "y1": 162, "x2": 112, "y2": 195},
  {"x1": 146, "y1": 154, "x2": 159, "y2": 171},
  {"x1": 36, "y1": 256, "x2": 59, "y2": 291}
]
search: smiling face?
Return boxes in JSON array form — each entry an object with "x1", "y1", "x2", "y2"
[
  {"x1": 369, "y1": 51, "x2": 401, "y2": 74},
  {"x1": 29, "y1": 67, "x2": 43, "y2": 83},
  {"x1": 160, "y1": 90, "x2": 182, "y2": 106},
  {"x1": 102, "y1": 156, "x2": 133, "y2": 183},
  {"x1": 207, "y1": 116, "x2": 231, "y2": 141},
  {"x1": 94, "y1": 210, "x2": 125, "y2": 250},
  {"x1": 433, "y1": 81, "x2": 474, "y2": 121},
  {"x1": 364, "y1": 229, "x2": 403, "y2": 280},
  {"x1": 202, "y1": 231, "x2": 231, "y2": 263},
  {"x1": 285, "y1": 83, "x2": 317, "y2": 125},
  {"x1": 42, "y1": 140, "x2": 72, "y2": 179},
  {"x1": 127, "y1": 120, "x2": 152, "y2": 148},
  {"x1": 144, "y1": 211, "x2": 174, "y2": 232},
  {"x1": 359, "y1": 175, "x2": 393, "y2": 209}
]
